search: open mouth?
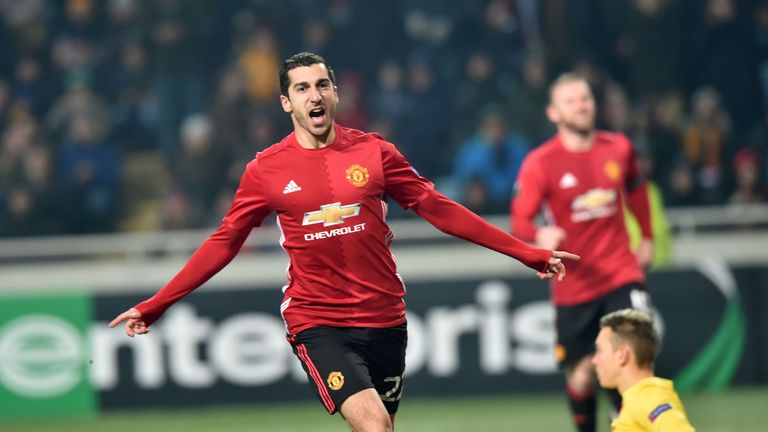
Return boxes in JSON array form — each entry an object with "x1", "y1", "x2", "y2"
[{"x1": 308, "y1": 107, "x2": 327, "y2": 126}]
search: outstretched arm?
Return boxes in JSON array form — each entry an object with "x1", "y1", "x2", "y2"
[
  {"x1": 109, "y1": 158, "x2": 271, "y2": 336},
  {"x1": 412, "y1": 190, "x2": 579, "y2": 279},
  {"x1": 379, "y1": 139, "x2": 577, "y2": 278},
  {"x1": 109, "y1": 225, "x2": 251, "y2": 336}
]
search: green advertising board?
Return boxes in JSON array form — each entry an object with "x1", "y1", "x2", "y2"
[{"x1": 0, "y1": 292, "x2": 96, "y2": 417}]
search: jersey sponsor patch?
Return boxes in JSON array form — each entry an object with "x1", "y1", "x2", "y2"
[
  {"x1": 304, "y1": 223, "x2": 366, "y2": 241},
  {"x1": 648, "y1": 403, "x2": 672, "y2": 422},
  {"x1": 303, "y1": 202, "x2": 361, "y2": 227},
  {"x1": 570, "y1": 188, "x2": 617, "y2": 222},
  {"x1": 327, "y1": 371, "x2": 345, "y2": 390},
  {"x1": 345, "y1": 164, "x2": 370, "y2": 187}
]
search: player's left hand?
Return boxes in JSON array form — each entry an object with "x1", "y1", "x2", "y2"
[
  {"x1": 108, "y1": 307, "x2": 150, "y2": 337},
  {"x1": 635, "y1": 238, "x2": 654, "y2": 269},
  {"x1": 537, "y1": 251, "x2": 580, "y2": 282}
]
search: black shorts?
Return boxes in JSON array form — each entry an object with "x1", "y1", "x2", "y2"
[
  {"x1": 555, "y1": 283, "x2": 652, "y2": 367},
  {"x1": 288, "y1": 323, "x2": 407, "y2": 415}
]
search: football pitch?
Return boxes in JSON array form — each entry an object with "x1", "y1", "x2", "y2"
[{"x1": 4, "y1": 387, "x2": 766, "y2": 432}]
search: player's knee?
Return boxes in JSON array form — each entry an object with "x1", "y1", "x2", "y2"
[
  {"x1": 347, "y1": 413, "x2": 392, "y2": 432},
  {"x1": 340, "y1": 389, "x2": 393, "y2": 432},
  {"x1": 370, "y1": 416, "x2": 394, "y2": 432},
  {"x1": 566, "y1": 357, "x2": 596, "y2": 393}
]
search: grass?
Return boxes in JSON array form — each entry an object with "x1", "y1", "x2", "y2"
[{"x1": 2, "y1": 387, "x2": 766, "y2": 432}]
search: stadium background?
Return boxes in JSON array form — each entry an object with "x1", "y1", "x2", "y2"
[{"x1": 0, "y1": 0, "x2": 767, "y2": 431}]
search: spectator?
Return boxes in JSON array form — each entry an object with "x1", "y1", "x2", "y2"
[
  {"x1": 453, "y1": 52, "x2": 504, "y2": 143},
  {"x1": 143, "y1": 0, "x2": 211, "y2": 160},
  {"x1": 614, "y1": 0, "x2": 682, "y2": 99},
  {"x1": 12, "y1": 55, "x2": 48, "y2": 116},
  {"x1": 368, "y1": 61, "x2": 409, "y2": 126},
  {"x1": 237, "y1": 25, "x2": 280, "y2": 105},
  {"x1": 665, "y1": 160, "x2": 698, "y2": 207},
  {"x1": 54, "y1": 0, "x2": 103, "y2": 43},
  {"x1": 0, "y1": 1, "x2": 765, "y2": 238},
  {"x1": 107, "y1": 42, "x2": 159, "y2": 153},
  {"x1": 729, "y1": 148, "x2": 764, "y2": 205},
  {"x1": 210, "y1": 66, "x2": 250, "y2": 160},
  {"x1": 505, "y1": 51, "x2": 552, "y2": 144},
  {"x1": 172, "y1": 114, "x2": 224, "y2": 228},
  {"x1": 452, "y1": 107, "x2": 529, "y2": 214},
  {"x1": 683, "y1": 87, "x2": 731, "y2": 204},
  {"x1": 58, "y1": 114, "x2": 120, "y2": 233},
  {"x1": 334, "y1": 70, "x2": 369, "y2": 131},
  {"x1": 600, "y1": 81, "x2": 632, "y2": 133},
  {"x1": 46, "y1": 77, "x2": 110, "y2": 143},
  {"x1": 690, "y1": 0, "x2": 763, "y2": 132},
  {"x1": 644, "y1": 92, "x2": 686, "y2": 187},
  {"x1": 399, "y1": 56, "x2": 450, "y2": 178}
]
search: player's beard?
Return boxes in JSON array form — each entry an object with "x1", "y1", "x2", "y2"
[
  {"x1": 560, "y1": 114, "x2": 595, "y2": 136},
  {"x1": 297, "y1": 109, "x2": 333, "y2": 139}
]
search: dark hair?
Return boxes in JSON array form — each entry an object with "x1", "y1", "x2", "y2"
[
  {"x1": 279, "y1": 52, "x2": 336, "y2": 97},
  {"x1": 600, "y1": 309, "x2": 659, "y2": 369}
]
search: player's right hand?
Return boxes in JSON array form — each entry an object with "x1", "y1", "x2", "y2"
[
  {"x1": 108, "y1": 307, "x2": 149, "y2": 337},
  {"x1": 535, "y1": 226, "x2": 567, "y2": 250},
  {"x1": 537, "y1": 250, "x2": 580, "y2": 282}
]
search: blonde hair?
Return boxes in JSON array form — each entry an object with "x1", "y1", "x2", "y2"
[
  {"x1": 600, "y1": 309, "x2": 659, "y2": 368},
  {"x1": 548, "y1": 72, "x2": 590, "y2": 104}
]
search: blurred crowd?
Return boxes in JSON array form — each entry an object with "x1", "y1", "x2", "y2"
[{"x1": 0, "y1": 0, "x2": 767, "y2": 236}]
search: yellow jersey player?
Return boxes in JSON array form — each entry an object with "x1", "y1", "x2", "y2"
[{"x1": 593, "y1": 309, "x2": 695, "y2": 431}]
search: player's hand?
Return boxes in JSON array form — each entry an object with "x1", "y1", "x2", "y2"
[
  {"x1": 108, "y1": 307, "x2": 150, "y2": 337},
  {"x1": 535, "y1": 226, "x2": 566, "y2": 250},
  {"x1": 537, "y1": 251, "x2": 580, "y2": 282},
  {"x1": 635, "y1": 238, "x2": 654, "y2": 269}
]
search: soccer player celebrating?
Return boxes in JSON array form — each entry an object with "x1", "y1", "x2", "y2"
[
  {"x1": 510, "y1": 73, "x2": 654, "y2": 432},
  {"x1": 110, "y1": 52, "x2": 579, "y2": 432},
  {"x1": 593, "y1": 309, "x2": 695, "y2": 431}
]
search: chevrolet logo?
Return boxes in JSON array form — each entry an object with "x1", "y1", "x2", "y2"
[{"x1": 302, "y1": 202, "x2": 361, "y2": 227}]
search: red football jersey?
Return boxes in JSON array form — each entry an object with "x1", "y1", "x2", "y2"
[
  {"x1": 511, "y1": 131, "x2": 647, "y2": 306},
  {"x1": 135, "y1": 124, "x2": 552, "y2": 335},
  {"x1": 221, "y1": 125, "x2": 437, "y2": 334}
]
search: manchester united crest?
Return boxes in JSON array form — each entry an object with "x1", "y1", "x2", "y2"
[
  {"x1": 604, "y1": 160, "x2": 621, "y2": 182},
  {"x1": 346, "y1": 164, "x2": 370, "y2": 187},
  {"x1": 327, "y1": 371, "x2": 345, "y2": 390},
  {"x1": 554, "y1": 344, "x2": 567, "y2": 363}
]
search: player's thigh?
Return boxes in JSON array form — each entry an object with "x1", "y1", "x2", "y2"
[
  {"x1": 555, "y1": 300, "x2": 603, "y2": 368},
  {"x1": 361, "y1": 323, "x2": 407, "y2": 415},
  {"x1": 603, "y1": 282, "x2": 653, "y2": 315},
  {"x1": 289, "y1": 327, "x2": 375, "y2": 415}
]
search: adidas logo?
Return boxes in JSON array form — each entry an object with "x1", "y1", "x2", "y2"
[{"x1": 283, "y1": 180, "x2": 302, "y2": 194}]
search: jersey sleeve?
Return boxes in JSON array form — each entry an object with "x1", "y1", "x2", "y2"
[
  {"x1": 412, "y1": 190, "x2": 552, "y2": 272},
  {"x1": 510, "y1": 155, "x2": 547, "y2": 242},
  {"x1": 134, "y1": 224, "x2": 251, "y2": 325},
  {"x1": 222, "y1": 157, "x2": 272, "y2": 230},
  {"x1": 633, "y1": 391, "x2": 695, "y2": 432},
  {"x1": 380, "y1": 140, "x2": 435, "y2": 209},
  {"x1": 621, "y1": 135, "x2": 652, "y2": 239},
  {"x1": 133, "y1": 160, "x2": 272, "y2": 325}
]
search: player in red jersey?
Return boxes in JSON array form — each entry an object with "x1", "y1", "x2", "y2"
[
  {"x1": 510, "y1": 73, "x2": 654, "y2": 432},
  {"x1": 110, "y1": 52, "x2": 579, "y2": 432}
]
